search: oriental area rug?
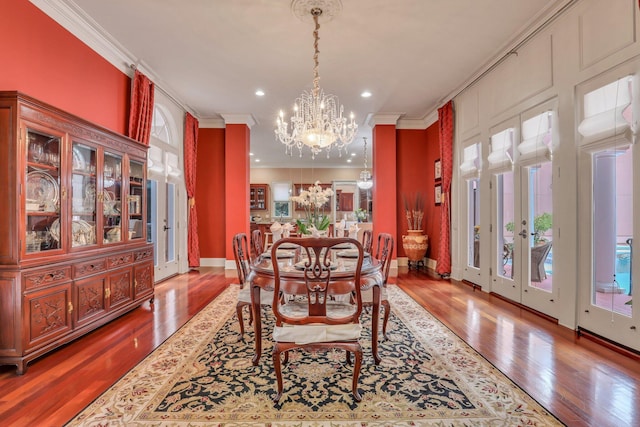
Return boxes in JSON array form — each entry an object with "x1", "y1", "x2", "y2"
[{"x1": 67, "y1": 285, "x2": 563, "y2": 426}]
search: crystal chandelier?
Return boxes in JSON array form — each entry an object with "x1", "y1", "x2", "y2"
[
  {"x1": 275, "y1": 2, "x2": 357, "y2": 159},
  {"x1": 357, "y1": 137, "x2": 373, "y2": 190}
]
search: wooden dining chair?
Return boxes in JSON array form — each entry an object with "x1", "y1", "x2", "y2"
[
  {"x1": 361, "y1": 229, "x2": 373, "y2": 254},
  {"x1": 251, "y1": 228, "x2": 264, "y2": 258},
  {"x1": 234, "y1": 233, "x2": 273, "y2": 336},
  {"x1": 360, "y1": 232, "x2": 394, "y2": 340},
  {"x1": 270, "y1": 237, "x2": 365, "y2": 403}
]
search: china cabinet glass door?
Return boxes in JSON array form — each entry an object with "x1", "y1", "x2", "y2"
[
  {"x1": 128, "y1": 159, "x2": 145, "y2": 240},
  {"x1": 103, "y1": 152, "x2": 123, "y2": 244},
  {"x1": 70, "y1": 141, "x2": 97, "y2": 248},
  {"x1": 25, "y1": 127, "x2": 62, "y2": 255}
]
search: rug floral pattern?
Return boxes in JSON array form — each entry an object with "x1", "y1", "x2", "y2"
[{"x1": 67, "y1": 285, "x2": 563, "y2": 426}]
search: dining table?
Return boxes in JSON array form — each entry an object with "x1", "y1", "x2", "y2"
[{"x1": 247, "y1": 242, "x2": 385, "y2": 366}]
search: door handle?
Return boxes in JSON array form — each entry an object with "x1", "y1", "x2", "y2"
[
  {"x1": 518, "y1": 229, "x2": 528, "y2": 238},
  {"x1": 163, "y1": 225, "x2": 171, "y2": 231}
]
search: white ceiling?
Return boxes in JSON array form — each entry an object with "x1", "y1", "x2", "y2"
[{"x1": 38, "y1": 0, "x2": 570, "y2": 168}]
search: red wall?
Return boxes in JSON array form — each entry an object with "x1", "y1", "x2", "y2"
[
  {"x1": 0, "y1": 0, "x2": 129, "y2": 134},
  {"x1": 197, "y1": 128, "x2": 226, "y2": 258},
  {"x1": 396, "y1": 124, "x2": 441, "y2": 259}
]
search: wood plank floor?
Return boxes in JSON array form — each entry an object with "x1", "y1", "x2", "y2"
[{"x1": 0, "y1": 267, "x2": 638, "y2": 426}]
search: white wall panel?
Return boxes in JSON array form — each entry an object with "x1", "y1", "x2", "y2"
[
  {"x1": 579, "y1": 0, "x2": 636, "y2": 69},
  {"x1": 458, "y1": 86, "x2": 480, "y2": 137},
  {"x1": 485, "y1": 34, "x2": 554, "y2": 118}
]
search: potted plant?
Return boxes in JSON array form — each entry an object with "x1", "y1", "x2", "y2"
[
  {"x1": 289, "y1": 181, "x2": 333, "y2": 235},
  {"x1": 354, "y1": 208, "x2": 367, "y2": 222},
  {"x1": 402, "y1": 193, "x2": 428, "y2": 265}
]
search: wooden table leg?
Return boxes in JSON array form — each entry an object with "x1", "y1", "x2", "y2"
[
  {"x1": 372, "y1": 284, "x2": 381, "y2": 365},
  {"x1": 251, "y1": 284, "x2": 262, "y2": 365}
]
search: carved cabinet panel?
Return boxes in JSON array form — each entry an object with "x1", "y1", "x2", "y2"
[
  {"x1": 74, "y1": 274, "x2": 107, "y2": 328},
  {"x1": 134, "y1": 261, "x2": 154, "y2": 299},
  {"x1": 25, "y1": 283, "x2": 72, "y2": 349},
  {"x1": 108, "y1": 268, "x2": 133, "y2": 310}
]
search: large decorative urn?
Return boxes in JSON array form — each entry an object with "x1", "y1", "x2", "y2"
[{"x1": 402, "y1": 230, "x2": 428, "y2": 266}]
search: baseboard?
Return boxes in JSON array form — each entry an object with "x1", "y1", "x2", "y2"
[
  {"x1": 199, "y1": 258, "x2": 227, "y2": 267},
  {"x1": 577, "y1": 328, "x2": 640, "y2": 362}
]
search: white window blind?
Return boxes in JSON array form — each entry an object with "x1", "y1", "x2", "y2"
[
  {"x1": 166, "y1": 152, "x2": 181, "y2": 177},
  {"x1": 578, "y1": 75, "x2": 634, "y2": 142},
  {"x1": 519, "y1": 111, "x2": 553, "y2": 159},
  {"x1": 488, "y1": 128, "x2": 514, "y2": 170},
  {"x1": 460, "y1": 143, "x2": 480, "y2": 177}
]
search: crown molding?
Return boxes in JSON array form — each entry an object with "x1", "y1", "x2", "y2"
[
  {"x1": 220, "y1": 114, "x2": 256, "y2": 128},
  {"x1": 199, "y1": 117, "x2": 226, "y2": 128},
  {"x1": 366, "y1": 113, "x2": 404, "y2": 127}
]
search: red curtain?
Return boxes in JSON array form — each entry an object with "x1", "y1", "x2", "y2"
[
  {"x1": 184, "y1": 112, "x2": 200, "y2": 267},
  {"x1": 128, "y1": 70, "x2": 154, "y2": 145},
  {"x1": 436, "y1": 100, "x2": 454, "y2": 276}
]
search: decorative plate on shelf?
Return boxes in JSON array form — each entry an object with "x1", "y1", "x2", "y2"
[
  {"x1": 26, "y1": 171, "x2": 59, "y2": 205},
  {"x1": 72, "y1": 146, "x2": 86, "y2": 171},
  {"x1": 50, "y1": 219, "x2": 60, "y2": 242}
]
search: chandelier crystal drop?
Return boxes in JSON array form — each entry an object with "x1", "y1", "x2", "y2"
[
  {"x1": 357, "y1": 137, "x2": 373, "y2": 190},
  {"x1": 275, "y1": 3, "x2": 357, "y2": 159}
]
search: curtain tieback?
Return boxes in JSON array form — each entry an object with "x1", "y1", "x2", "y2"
[{"x1": 189, "y1": 197, "x2": 196, "y2": 207}]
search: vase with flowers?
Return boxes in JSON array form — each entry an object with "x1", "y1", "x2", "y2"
[
  {"x1": 402, "y1": 193, "x2": 429, "y2": 267},
  {"x1": 289, "y1": 181, "x2": 334, "y2": 235}
]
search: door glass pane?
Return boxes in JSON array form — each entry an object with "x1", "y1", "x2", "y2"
[
  {"x1": 165, "y1": 182, "x2": 176, "y2": 263},
  {"x1": 70, "y1": 142, "x2": 97, "y2": 247},
  {"x1": 103, "y1": 152, "x2": 122, "y2": 243},
  {"x1": 128, "y1": 160, "x2": 144, "y2": 240},
  {"x1": 467, "y1": 178, "x2": 480, "y2": 268},
  {"x1": 497, "y1": 171, "x2": 515, "y2": 279},
  {"x1": 147, "y1": 179, "x2": 158, "y2": 266},
  {"x1": 592, "y1": 147, "x2": 633, "y2": 316},
  {"x1": 529, "y1": 164, "x2": 553, "y2": 291},
  {"x1": 25, "y1": 128, "x2": 61, "y2": 253}
]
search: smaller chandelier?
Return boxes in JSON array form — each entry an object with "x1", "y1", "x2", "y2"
[
  {"x1": 275, "y1": 4, "x2": 357, "y2": 159},
  {"x1": 357, "y1": 137, "x2": 373, "y2": 190}
]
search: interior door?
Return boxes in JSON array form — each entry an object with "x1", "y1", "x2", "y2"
[{"x1": 147, "y1": 176, "x2": 179, "y2": 282}]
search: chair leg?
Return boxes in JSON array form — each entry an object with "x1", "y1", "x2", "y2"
[
  {"x1": 272, "y1": 344, "x2": 284, "y2": 403},
  {"x1": 236, "y1": 303, "x2": 245, "y2": 335},
  {"x1": 352, "y1": 348, "x2": 363, "y2": 402},
  {"x1": 248, "y1": 305, "x2": 254, "y2": 326},
  {"x1": 382, "y1": 300, "x2": 391, "y2": 340},
  {"x1": 345, "y1": 350, "x2": 352, "y2": 365}
]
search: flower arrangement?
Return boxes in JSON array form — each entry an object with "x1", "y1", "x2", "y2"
[
  {"x1": 354, "y1": 208, "x2": 367, "y2": 222},
  {"x1": 404, "y1": 193, "x2": 424, "y2": 231},
  {"x1": 289, "y1": 181, "x2": 334, "y2": 234}
]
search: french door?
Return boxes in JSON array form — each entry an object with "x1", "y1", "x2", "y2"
[
  {"x1": 490, "y1": 161, "x2": 556, "y2": 317},
  {"x1": 578, "y1": 143, "x2": 636, "y2": 350},
  {"x1": 147, "y1": 176, "x2": 179, "y2": 282}
]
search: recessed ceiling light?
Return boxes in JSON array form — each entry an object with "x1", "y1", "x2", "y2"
[
  {"x1": 351, "y1": 152, "x2": 357, "y2": 156},
  {"x1": 347, "y1": 158, "x2": 352, "y2": 163},
  {"x1": 249, "y1": 152, "x2": 254, "y2": 156},
  {"x1": 361, "y1": 91, "x2": 372, "y2": 98},
  {"x1": 255, "y1": 158, "x2": 261, "y2": 162},
  {"x1": 255, "y1": 89, "x2": 265, "y2": 96}
]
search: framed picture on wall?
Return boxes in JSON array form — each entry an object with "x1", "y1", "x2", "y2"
[
  {"x1": 434, "y1": 158, "x2": 442, "y2": 181},
  {"x1": 435, "y1": 183, "x2": 442, "y2": 206}
]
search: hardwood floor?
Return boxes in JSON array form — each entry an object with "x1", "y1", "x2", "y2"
[{"x1": 0, "y1": 267, "x2": 638, "y2": 426}]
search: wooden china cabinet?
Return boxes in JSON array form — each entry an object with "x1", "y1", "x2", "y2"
[
  {"x1": 249, "y1": 184, "x2": 268, "y2": 210},
  {"x1": 0, "y1": 92, "x2": 154, "y2": 374}
]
